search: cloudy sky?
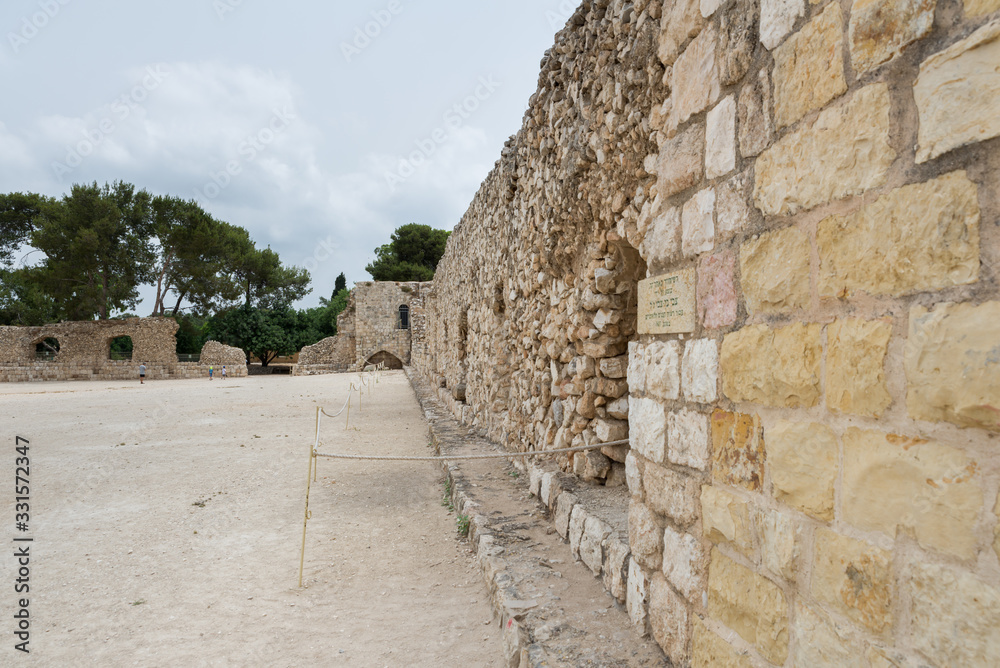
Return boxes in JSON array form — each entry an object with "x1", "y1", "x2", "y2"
[{"x1": 0, "y1": 0, "x2": 576, "y2": 309}]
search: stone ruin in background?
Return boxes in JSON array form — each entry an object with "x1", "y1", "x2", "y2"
[
  {"x1": 296, "y1": 281, "x2": 432, "y2": 375},
  {"x1": 0, "y1": 317, "x2": 246, "y2": 381}
]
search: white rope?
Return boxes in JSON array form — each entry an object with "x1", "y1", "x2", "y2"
[
  {"x1": 313, "y1": 439, "x2": 629, "y2": 462},
  {"x1": 318, "y1": 363, "x2": 384, "y2": 418}
]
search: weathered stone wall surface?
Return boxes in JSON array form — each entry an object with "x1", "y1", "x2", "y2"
[
  {"x1": 199, "y1": 340, "x2": 247, "y2": 368},
  {"x1": 414, "y1": 0, "x2": 1000, "y2": 665},
  {"x1": 0, "y1": 318, "x2": 247, "y2": 381},
  {"x1": 296, "y1": 282, "x2": 431, "y2": 374},
  {"x1": 0, "y1": 317, "x2": 179, "y2": 364}
]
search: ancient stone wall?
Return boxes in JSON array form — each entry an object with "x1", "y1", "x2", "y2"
[
  {"x1": 0, "y1": 317, "x2": 179, "y2": 364},
  {"x1": 414, "y1": 0, "x2": 1000, "y2": 665},
  {"x1": 199, "y1": 340, "x2": 248, "y2": 368},
  {"x1": 0, "y1": 318, "x2": 247, "y2": 381},
  {"x1": 296, "y1": 282, "x2": 431, "y2": 374}
]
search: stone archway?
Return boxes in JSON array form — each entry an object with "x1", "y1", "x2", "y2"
[{"x1": 366, "y1": 350, "x2": 404, "y2": 370}]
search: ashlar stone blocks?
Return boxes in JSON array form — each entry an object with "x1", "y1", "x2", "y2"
[
  {"x1": 842, "y1": 429, "x2": 982, "y2": 559},
  {"x1": 707, "y1": 549, "x2": 789, "y2": 664},
  {"x1": 697, "y1": 251, "x2": 738, "y2": 329},
  {"x1": 756, "y1": 509, "x2": 799, "y2": 581},
  {"x1": 645, "y1": 340, "x2": 682, "y2": 401},
  {"x1": 692, "y1": 617, "x2": 754, "y2": 668},
  {"x1": 739, "y1": 225, "x2": 811, "y2": 314},
  {"x1": 767, "y1": 421, "x2": 838, "y2": 521},
  {"x1": 905, "y1": 300, "x2": 1000, "y2": 432},
  {"x1": 818, "y1": 171, "x2": 980, "y2": 298},
  {"x1": 825, "y1": 318, "x2": 893, "y2": 417},
  {"x1": 682, "y1": 187, "x2": 716, "y2": 257},
  {"x1": 760, "y1": 0, "x2": 804, "y2": 50},
  {"x1": 849, "y1": 0, "x2": 935, "y2": 75},
  {"x1": 705, "y1": 96, "x2": 737, "y2": 179},
  {"x1": 712, "y1": 410, "x2": 765, "y2": 491},
  {"x1": 656, "y1": 123, "x2": 705, "y2": 199},
  {"x1": 773, "y1": 1, "x2": 847, "y2": 129},
  {"x1": 627, "y1": 559, "x2": 650, "y2": 630},
  {"x1": 812, "y1": 528, "x2": 893, "y2": 633},
  {"x1": 659, "y1": 0, "x2": 706, "y2": 66},
  {"x1": 915, "y1": 19, "x2": 1000, "y2": 163},
  {"x1": 701, "y1": 484, "x2": 754, "y2": 556},
  {"x1": 906, "y1": 562, "x2": 1000, "y2": 666},
  {"x1": 669, "y1": 23, "x2": 720, "y2": 132},
  {"x1": 793, "y1": 603, "x2": 860, "y2": 666},
  {"x1": 644, "y1": 462, "x2": 700, "y2": 526},
  {"x1": 650, "y1": 574, "x2": 691, "y2": 664},
  {"x1": 668, "y1": 408, "x2": 711, "y2": 470},
  {"x1": 630, "y1": 396, "x2": 667, "y2": 464},
  {"x1": 738, "y1": 69, "x2": 773, "y2": 157},
  {"x1": 720, "y1": 323, "x2": 823, "y2": 408},
  {"x1": 681, "y1": 338, "x2": 718, "y2": 403},
  {"x1": 662, "y1": 525, "x2": 706, "y2": 600},
  {"x1": 754, "y1": 83, "x2": 894, "y2": 217}
]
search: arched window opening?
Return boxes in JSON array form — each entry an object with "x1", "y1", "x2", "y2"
[
  {"x1": 366, "y1": 351, "x2": 404, "y2": 370},
  {"x1": 35, "y1": 337, "x2": 60, "y2": 361},
  {"x1": 109, "y1": 336, "x2": 133, "y2": 361},
  {"x1": 398, "y1": 304, "x2": 410, "y2": 330}
]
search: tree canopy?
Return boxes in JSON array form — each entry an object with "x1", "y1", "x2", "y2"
[
  {"x1": 0, "y1": 180, "x2": 356, "y2": 365},
  {"x1": 149, "y1": 196, "x2": 245, "y2": 316},
  {"x1": 0, "y1": 181, "x2": 312, "y2": 324},
  {"x1": 30, "y1": 182, "x2": 156, "y2": 320},
  {"x1": 365, "y1": 223, "x2": 450, "y2": 281}
]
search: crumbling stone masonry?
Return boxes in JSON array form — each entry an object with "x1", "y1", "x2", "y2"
[
  {"x1": 413, "y1": 1, "x2": 1000, "y2": 665},
  {"x1": 0, "y1": 318, "x2": 246, "y2": 381},
  {"x1": 297, "y1": 281, "x2": 431, "y2": 374}
]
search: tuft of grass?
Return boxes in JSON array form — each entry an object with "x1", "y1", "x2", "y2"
[
  {"x1": 456, "y1": 514, "x2": 470, "y2": 537},
  {"x1": 441, "y1": 478, "x2": 454, "y2": 511},
  {"x1": 131, "y1": 599, "x2": 146, "y2": 606}
]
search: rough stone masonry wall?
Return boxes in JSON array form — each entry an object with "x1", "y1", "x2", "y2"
[
  {"x1": 414, "y1": 0, "x2": 664, "y2": 487},
  {"x1": 297, "y1": 282, "x2": 431, "y2": 374},
  {"x1": 0, "y1": 318, "x2": 247, "y2": 381},
  {"x1": 415, "y1": 0, "x2": 1000, "y2": 665}
]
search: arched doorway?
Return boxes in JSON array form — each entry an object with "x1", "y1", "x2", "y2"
[{"x1": 366, "y1": 350, "x2": 404, "y2": 370}]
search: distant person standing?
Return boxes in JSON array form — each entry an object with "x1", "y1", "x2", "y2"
[
  {"x1": 139, "y1": 363, "x2": 146, "y2": 385},
  {"x1": 209, "y1": 365, "x2": 214, "y2": 381},
  {"x1": 221, "y1": 365, "x2": 227, "y2": 380}
]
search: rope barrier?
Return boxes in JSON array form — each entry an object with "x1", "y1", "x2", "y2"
[
  {"x1": 299, "y1": 363, "x2": 633, "y2": 588},
  {"x1": 299, "y1": 361, "x2": 384, "y2": 587},
  {"x1": 313, "y1": 439, "x2": 629, "y2": 462}
]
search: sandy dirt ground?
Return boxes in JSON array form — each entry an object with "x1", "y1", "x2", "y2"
[{"x1": 0, "y1": 371, "x2": 503, "y2": 667}]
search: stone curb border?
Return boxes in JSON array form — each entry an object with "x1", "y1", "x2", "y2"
[{"x1": 406, "y1": 368, "x2": 653, "y2": 667}]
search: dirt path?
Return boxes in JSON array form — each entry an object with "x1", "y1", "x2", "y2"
[{"x1": 0, "y1": 371, "x2": 503, "y2": 667}]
